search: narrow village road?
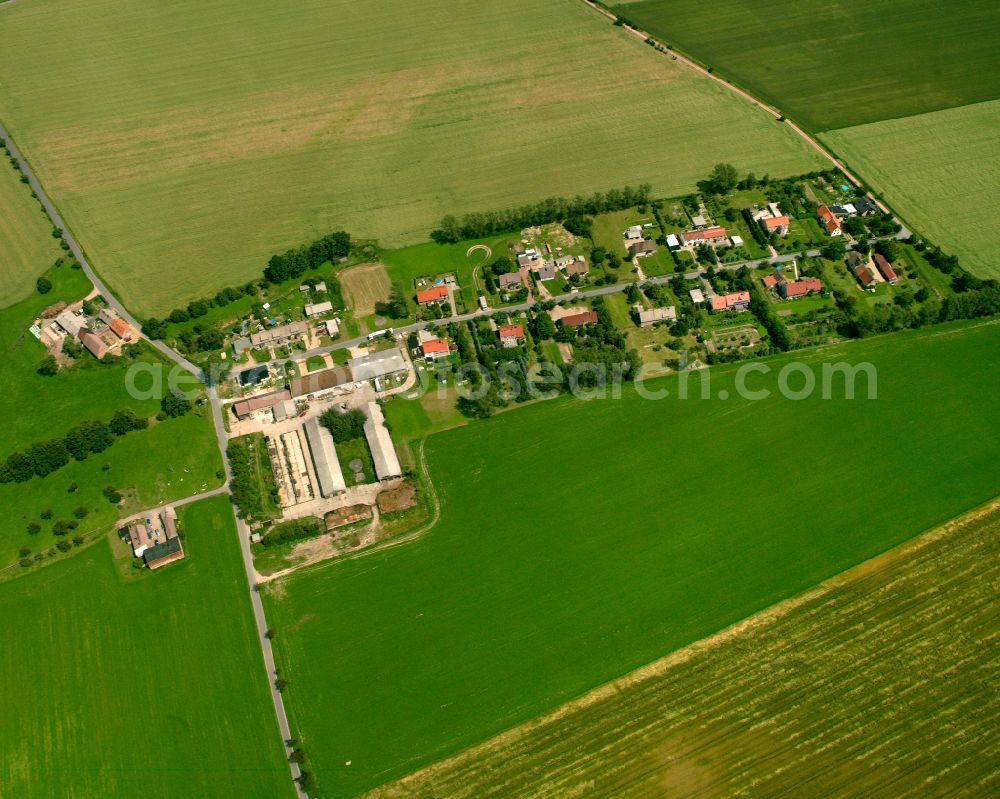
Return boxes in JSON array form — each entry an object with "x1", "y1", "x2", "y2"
[
  {"x1": 270, "y1": 230, "x2": 908, "y2": 373},
  {"x1": 0, "y1": 121, "x2": 305, "y2": 798}
]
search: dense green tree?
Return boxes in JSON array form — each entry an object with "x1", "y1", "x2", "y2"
[
  {"x1": 37, "y1": 355, "x2": 59, "y2": 376},
  {"x1": 319, "y1": 408, "x2": 367, "y2": 442},
  {"x1": 161, "y1": 391, "x2": 192, "y2": 418},
  {"x1": 709, "y1": 162, "x2": 739, "y2": 193},
  {"x1": 36, "y1": 276, "x2": 52, "y2": 294}
]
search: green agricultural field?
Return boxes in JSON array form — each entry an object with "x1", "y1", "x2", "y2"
[
  {"x1": 265, "y1": 319, "x2": 1000, "y2": 797},
  {"x1": 614, "y1": 0, "x2": 1000, "y2": 131},
  {"x1": 373, "y1": 500, "x2": 1000, "y2": 798},
  {"x1": 0, "y1": 0, "x2": 823, "y2": 316},
  {"x1": 0, "y1": 150, "x2": 62, "y2": 308},
  {"x1": 822, "y1": 100, "x2": 1000, "y2": 280},
  {"x1": 0, "y1": 496, "x2": 294, "y2": 798}
]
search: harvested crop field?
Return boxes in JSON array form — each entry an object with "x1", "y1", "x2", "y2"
[
  {"x1": 614, "y1": 0, "x2": 1000, "y2": 131},
  {"x1": 264, "y1": 320, "x2": 1000, "y2": 797},
  {"x1": 822, "y1": 100, "x2": 1000, "y2": 280},
  {"x1": 373, "y1": 499, "x2": 1000, "y2": 798},
  {"x1": 341, "y1": 263, "x2": 392, "y2": 317},
  {"x1": 0, "y1": 147, "x2": 62, "y2": 308},
  {"x1": 0, "y1": 0, "x2": 824, "y2": 315}
]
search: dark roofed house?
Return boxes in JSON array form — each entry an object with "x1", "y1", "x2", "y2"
[
  {"x1": 532, "y1": 262, "x2": 557, "y2": 281},
  {"x1": 560, "y1": 310, "x2": 599, "y2": 328},
  {"x1": 498, "y1": 272, "x2": 523, "y2": 290},
  {"x1": 873, "y1": 253, "x2": 898, "y2": 284},
  {"x1": 853, "y1": 196, "x2": 878, "y2": 216},
  {"x1": 562, "y1": 257, "x2": 589, "y2": 278},
  {"x1": 144, "y1": 536, "x2": 184, "y2": 570},
  {"x1": 238, "y1": 364, "x2": 269, "y2": 387},
  {"x1": 628, "y1": 238, "x2": 658, "y2": 257}
]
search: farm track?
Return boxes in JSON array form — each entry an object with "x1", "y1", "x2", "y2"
[{"x1": 370, "y1": 499, "x2": 1000, "y2": 798}]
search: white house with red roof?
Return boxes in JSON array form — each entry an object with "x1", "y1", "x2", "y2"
[{"x1": 498, "y1": 323, "x2": 525, "y2": 348}]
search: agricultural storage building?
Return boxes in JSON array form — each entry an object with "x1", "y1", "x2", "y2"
[
  {"x1": 304, "y1": 300, "x2": 334, "y2": 317},
  {"x1": 349, "y1": 348, "x2": 407, "y2": 382},
  {"x1": 232, "y1": 389, "x2": 291, "y2": 419},
  {"x1": 363, "y1": 402, "x2": 402, "y2": 481},
  {"x1": 303, "y1": 417, "x2": 347, "y2": 497},
  {"x1": 289, "y1": 366, "x2": 353, "y2": 398}
]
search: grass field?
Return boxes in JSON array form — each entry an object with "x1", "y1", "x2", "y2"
[
  {"x1": 341, "y1": 263, "x2": 392, "y2": 318},
  {"x1": 0, "y1": 264, "x2": 223, "y2": 570},
  {"x1": 1, "y1": 412, "x2": 223, "y2": 574},
  {"x1": 822, "y1": 100, "x2": 1000, "y2": 279},
  {"x1": 0, "y1": 149, "x2": 62, "y2": 308},
  {"x1": 373, "y1": 499, "x2": 1000, "y2": 798},
  {"x1": 0, "y1": 0, "x2": 824, "y2": 316},
  {"x1": 0, "y1": 495, "x2": 294, "y2": 798},
  {"x1": 264, "y1": 319, "x2": 1000, "y2": 797},
  {"x1": 614, "y1": 0, "x2": 1000, "y2": 132}
]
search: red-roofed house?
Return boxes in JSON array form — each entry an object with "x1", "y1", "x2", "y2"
[
  {"x1": 420, "y1": 338, "x2": 450, "y2": 361},
  {"x1": 560, "y1": 310, "x2": 599, "y2": 328},
  {"x1": 817, "y1": 205, "x2": 842, "y2": 236},
  {"x1": 780, "y1": 277, "x2": 823, "y2": 299},
  {"x1": 108, "y1": 317, "x2": 134, "y2": 341},
  {"x1": 681, "y1": 226, "x2": 728, "y2": 246},
  {"x1": 416, "y1": 285, "x2": 450, "y2": 305},
  {"x1": 763, "y1": 216, "x2": 791, "y2": 236},
  {"x1": 762, "y1": 274, "x2": 778, "y2": 289},
  {"x1": 854, "y1": 265, "x2": 877, "y2": 291},
  {"x1": 873, "y1": 253, "x2": 898, "y2": 284},
  {"x1": 709, "y1": 291, "x2": 751, "y2": 312},
  {"x1": 497, "y1": 324, "x2": 525, "y2": 348}
]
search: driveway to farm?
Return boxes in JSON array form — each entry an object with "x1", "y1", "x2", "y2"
[{"x1": 0, "y1": 121, "x2": 306, "y2": 798}]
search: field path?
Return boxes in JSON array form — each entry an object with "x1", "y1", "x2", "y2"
[{"x1": 580, "y1": 0, "x2": 889, "y2": 213}]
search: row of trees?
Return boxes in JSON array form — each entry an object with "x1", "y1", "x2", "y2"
[
  {"x1": 0, "y1": 409, "x2": 148, "y2": 483},
  {"x1": 143, "y1": 231, "x2": 352, "y2": 340},
  {"x1": 142, "y1": 283, "x2": 258, "y2": 340},
  {"x1": 263, "y1": 231, "x2": 351, "y2": 284},
  {"x1": 227, "y1": 435, "x2": 278, "y2": 522},
  {"x1": 431, "y1": 184, "x2": 653, "y2": 243},
  {"x1": 836, "y1": 282, "x2": 1000, "y2": 338}
]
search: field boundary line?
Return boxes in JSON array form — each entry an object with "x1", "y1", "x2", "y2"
[
  {"x1": 580, "y1": 0, "x2": 890, "y2": 213},
  {"x1": 368, "y1": 495, "x2": 1000, "y2": 795}
]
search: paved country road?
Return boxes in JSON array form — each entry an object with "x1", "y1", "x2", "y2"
[{"x1": 0, "y1": 122, "x2": 307, "y2": 798}]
